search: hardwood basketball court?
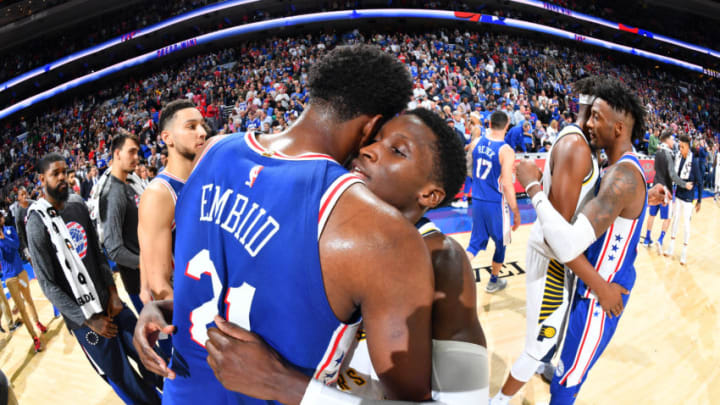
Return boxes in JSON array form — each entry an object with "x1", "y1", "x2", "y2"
[{"x1": 2, "y1": 199, "x2": 719, "y2": 404}]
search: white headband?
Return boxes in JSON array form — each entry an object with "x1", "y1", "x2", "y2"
[{"x1": 578, "y1": 94, "x2": 594, "y2": 105}]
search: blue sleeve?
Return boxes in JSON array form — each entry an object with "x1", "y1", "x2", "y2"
[{"x1": 6, "y1": 227, "x2": 20, "y2": 250}]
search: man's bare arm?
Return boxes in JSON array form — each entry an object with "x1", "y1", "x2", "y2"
[
  {"x1": 138, "y1": 183, "x2": 175, "y2": 300},
  {"x1": 499, "y1": 145, "x2": 521, "y2": 230},
  {"x1": 320, "y1": 186, "x2": 434, "y2": 401},
  {"x1": 547, "y1": 134, "x2": 592, "y2": 221}
]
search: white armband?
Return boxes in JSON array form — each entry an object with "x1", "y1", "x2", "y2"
[{"x1": 532, "y1": 192, "x2": 597, "y2": 263}]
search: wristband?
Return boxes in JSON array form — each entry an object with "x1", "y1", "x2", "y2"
[{"x1": 524, "y1": 180, "x2": 541, "y2": 193}]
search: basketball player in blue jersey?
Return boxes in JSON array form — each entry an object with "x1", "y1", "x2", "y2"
[
  {"x1": 465, "y1": 111, "x2": 521, "y2": 293},
  {"x1": 134, "y1": 45, "x2": 437, "y2": 404},
  {"x1": 138, "y1": 99, "x2": 207, "y2": 303},
  {"x1": 201, "y1": 108, "x2": 490, "y2": 404},
  {"x1": 516, "y1": 77, "x2": 649, "y2": 404}
]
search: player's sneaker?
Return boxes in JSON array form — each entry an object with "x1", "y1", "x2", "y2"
[
  {"x1": 9, "y1": 319, "x2": 22, "y2": 332},
  {"x1": 36, "y1": 321, "x2": 47, "y2": 334},
  {"x1": 654, "y1": 240, "x2": 663, "y2": 255},
  {"x1": 33, "y1": 337, "x2": 42, "y2": 353},
  {"x1": 536, "y1": 362, "x2": 555, "y2": 384},
  {"x1": 680, "y1": 248, "x2": 687, "y2": 265},
  {"x1": 485, "y1": 278, "x2": 507, "y2": 293},
  {"x1": 664, "y1": 241, "x2": 674, "y2": 257}
]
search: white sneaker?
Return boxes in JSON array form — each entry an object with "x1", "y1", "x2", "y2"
[
  {"x1": 664, "y1": 242, "x2": 674, "y2": 257},
  {"x1": 680, "y1": 248, "x2": 687, "y2": 265},
  {"x1": 654, "y1": 240, "x2": 663, "y2": 255},
  {"x1": 485, "y1": 278, "x2": 507, "y2": 293}
]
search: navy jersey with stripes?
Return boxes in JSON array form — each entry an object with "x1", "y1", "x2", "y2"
[{"x1": 165, "y1": 133, "x2": 362, "y2": 405}]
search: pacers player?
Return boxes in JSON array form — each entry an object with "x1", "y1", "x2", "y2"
[
  {"x1": 134, "y1": 45, "x2": 437, "y2": 404},
  {"x1": 492, "y1": 76, "x2": 626, "y2": 405},
  {"x1": 204, "y1": 108, "x2": 489, "y2": 404},
  {"x1": 517, "y1": 77, "x2": 648, "y2": 403},
  {"x1": 465, "y1": 111, "x2": 521, "y2": 293},
  {"x1": 138, "y1": 99, "x2": 207, "y2": 302}
]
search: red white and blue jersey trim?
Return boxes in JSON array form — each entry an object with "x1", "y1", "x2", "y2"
[{"x1": 577, "y1": 153, "x2": 646, "y2": 299}]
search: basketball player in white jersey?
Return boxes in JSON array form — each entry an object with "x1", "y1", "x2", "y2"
[
  {"x1": 138, "y1": 99, "x2": 207, "y2": 303},
  {"x1": 516, "y1": 77, "x2": 650, "y2": 403},
  {"x1": 491, "y1": 76, "x2": 628, "y2": 405},
  {"x1": 202, "y1": 108, "x2": 489, "y2": 404}
]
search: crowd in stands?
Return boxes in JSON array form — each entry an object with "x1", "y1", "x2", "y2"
[
  {"x1": 1, "y1": 27, "x2": 719, "y2": 210},
  {"x1": 3, "y1": 0, "x2": 719, "y2": 107},
  {"x1": 545, "y1": 0, "x2": 720, "y2": 52}
]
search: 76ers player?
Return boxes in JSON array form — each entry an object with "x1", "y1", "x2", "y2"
[
  {"x1": 134, "y1": 45, "x2": 436, "y2": 404},
  {"x1": 517, "y1": 77, "x2": 648, "y2": 404}
]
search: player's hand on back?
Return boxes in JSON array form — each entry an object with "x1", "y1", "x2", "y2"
[
  {"x1": 132, "y1": 299, "x2": 176, "y2": 379},
  {"x1": 206, "y1": 315, "x2": 310, "y2": 405}
]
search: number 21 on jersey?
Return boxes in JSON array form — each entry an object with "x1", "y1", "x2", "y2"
[
  {"x1": 476, "y1": 158, "x2": 492, "y2": 180},
  {"x1": 185, "y1": 249, "x2": 256, "y2": 347}
]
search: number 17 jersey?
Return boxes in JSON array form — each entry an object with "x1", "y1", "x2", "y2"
[{"x1": 165, "y1": 133, "x2": 362, "y2": 405}]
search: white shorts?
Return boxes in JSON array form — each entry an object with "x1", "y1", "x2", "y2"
[{"x1": 523, "y1": 246, "x2": 575, "y2": 361}]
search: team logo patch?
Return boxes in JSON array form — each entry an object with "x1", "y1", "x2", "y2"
[
  {"x1": 85, "y1": 330, "x2": 100, "y2": 345},
  {"x1": 245, "y1": 165, "x2": 264, "y2": 188},
  {"x1": 134, "y1": 195, "x2": 141, "y2": 207},
  {"x1": 556, "y1": 359, "x2": 564, "y2": 377},
  {"x1": 66, "y1": 221, "x2": 88, "y2": 258},
  {"x1": 538, "y1": 326, "x2": 557, "y2": 341}
]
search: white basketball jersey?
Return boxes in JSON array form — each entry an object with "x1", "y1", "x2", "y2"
[{"x1": 527, "y1": 124, "x2": 599, "y2": 260}]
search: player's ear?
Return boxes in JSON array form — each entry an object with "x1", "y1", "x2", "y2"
[
  {"x1": 360, "y1": 114, "x2": 383, "y2": 147},
  {"x1": 161, "y1": 129, "x2": 173, "y2": 147},
  {"x1": 418, "y1": 184, "x2": 445, "y2": 210}
]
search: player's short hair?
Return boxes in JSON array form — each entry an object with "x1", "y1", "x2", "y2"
[
  {"x1": 38, "y1": 153, "x2": 65, "y2": 174},
  {"x1": 159, "y1": 99, "x2": 198, "y2": 132},
  {"x1": 592, "y1": 77, "x2": 646, "y2": 145},
  {"x1": 405, "y1": 108, "x2": 466, "y2": 207},
  {"x1": 678, "y1": 134, "x2": 691, "y2": 145},
  {"x1": 308, "y1": 45, "x2": 412, "y2": 122},
  {"x1": 111, "y1": 132, "x2": 139, "y2": 155},
  {"x1": 573, "y1": 75, "x2": 603, "y2": 96},
  {"x1": 660, "y1": 129, "x2": 673, "y2": 142},
  {"x1": 490, "y1": 111, "x2": 509, "y2": 130}
]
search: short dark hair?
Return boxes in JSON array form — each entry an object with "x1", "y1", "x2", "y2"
[
  {"x1": 159, "y1": 99, "x2": 197, "y2": 132},
  {"x1": 573, "y1": 75, "x2": 603, "y2": 97},
  {"x1": 490, "y1": 111, "x2": 509, "y2": 130},
  {"x1": 38, "y1": 153, "x2": 65, "y2": 174},
  {"x1": 660, "y1": 129, "x2": 673, "y2": 142},
  {"x1": 308, "y1": 45, "x2": 412, "y2": 121},
  {"x1": 111, "y1": 133, "x2": 139, "y2": 155},
  {"x1": 592, "y1": 78, "x2": 646, "y2": 144},
  {"x1": 404, "y1": 108, "x2": 466, "y2": 207},
  {"x1": 678, "y1": 134, "x2": 691, "y2": 145}
]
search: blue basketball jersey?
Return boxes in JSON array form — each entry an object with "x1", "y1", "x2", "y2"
[
  {"x1": 577, "y1": 153, "x2": 647, "y2": 299},
  {"x1": 151, "y1": 170, "x2": 185, "y2": 248},
  {"x1": 165, "y1": 133, "x2": 362, "y2": 405},
  {"x1": 471, "y1": 136, "x2": 508, "y2": 202}
]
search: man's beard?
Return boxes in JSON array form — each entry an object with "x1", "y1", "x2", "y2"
[{"x1": 46, "y1": 182, "x2": 69, "y2": 203}]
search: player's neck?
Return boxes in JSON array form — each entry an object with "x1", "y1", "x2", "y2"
[
  {"x1": 164, "y1": 156, "x2": 192, "y2": 181},
  {"x1": 257, "y1": 105, "x2": 365, "y2": 163},
  {"x1": 605, "y1": 139, "x2": 634, "y2": 166},
  {"x1": 487, "y1": 129, "x2": 504, "y2": 141}
]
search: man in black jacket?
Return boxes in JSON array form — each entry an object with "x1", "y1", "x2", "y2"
[{"x1": 664, "y1": 134, "x2": 703, "y2": 264}]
